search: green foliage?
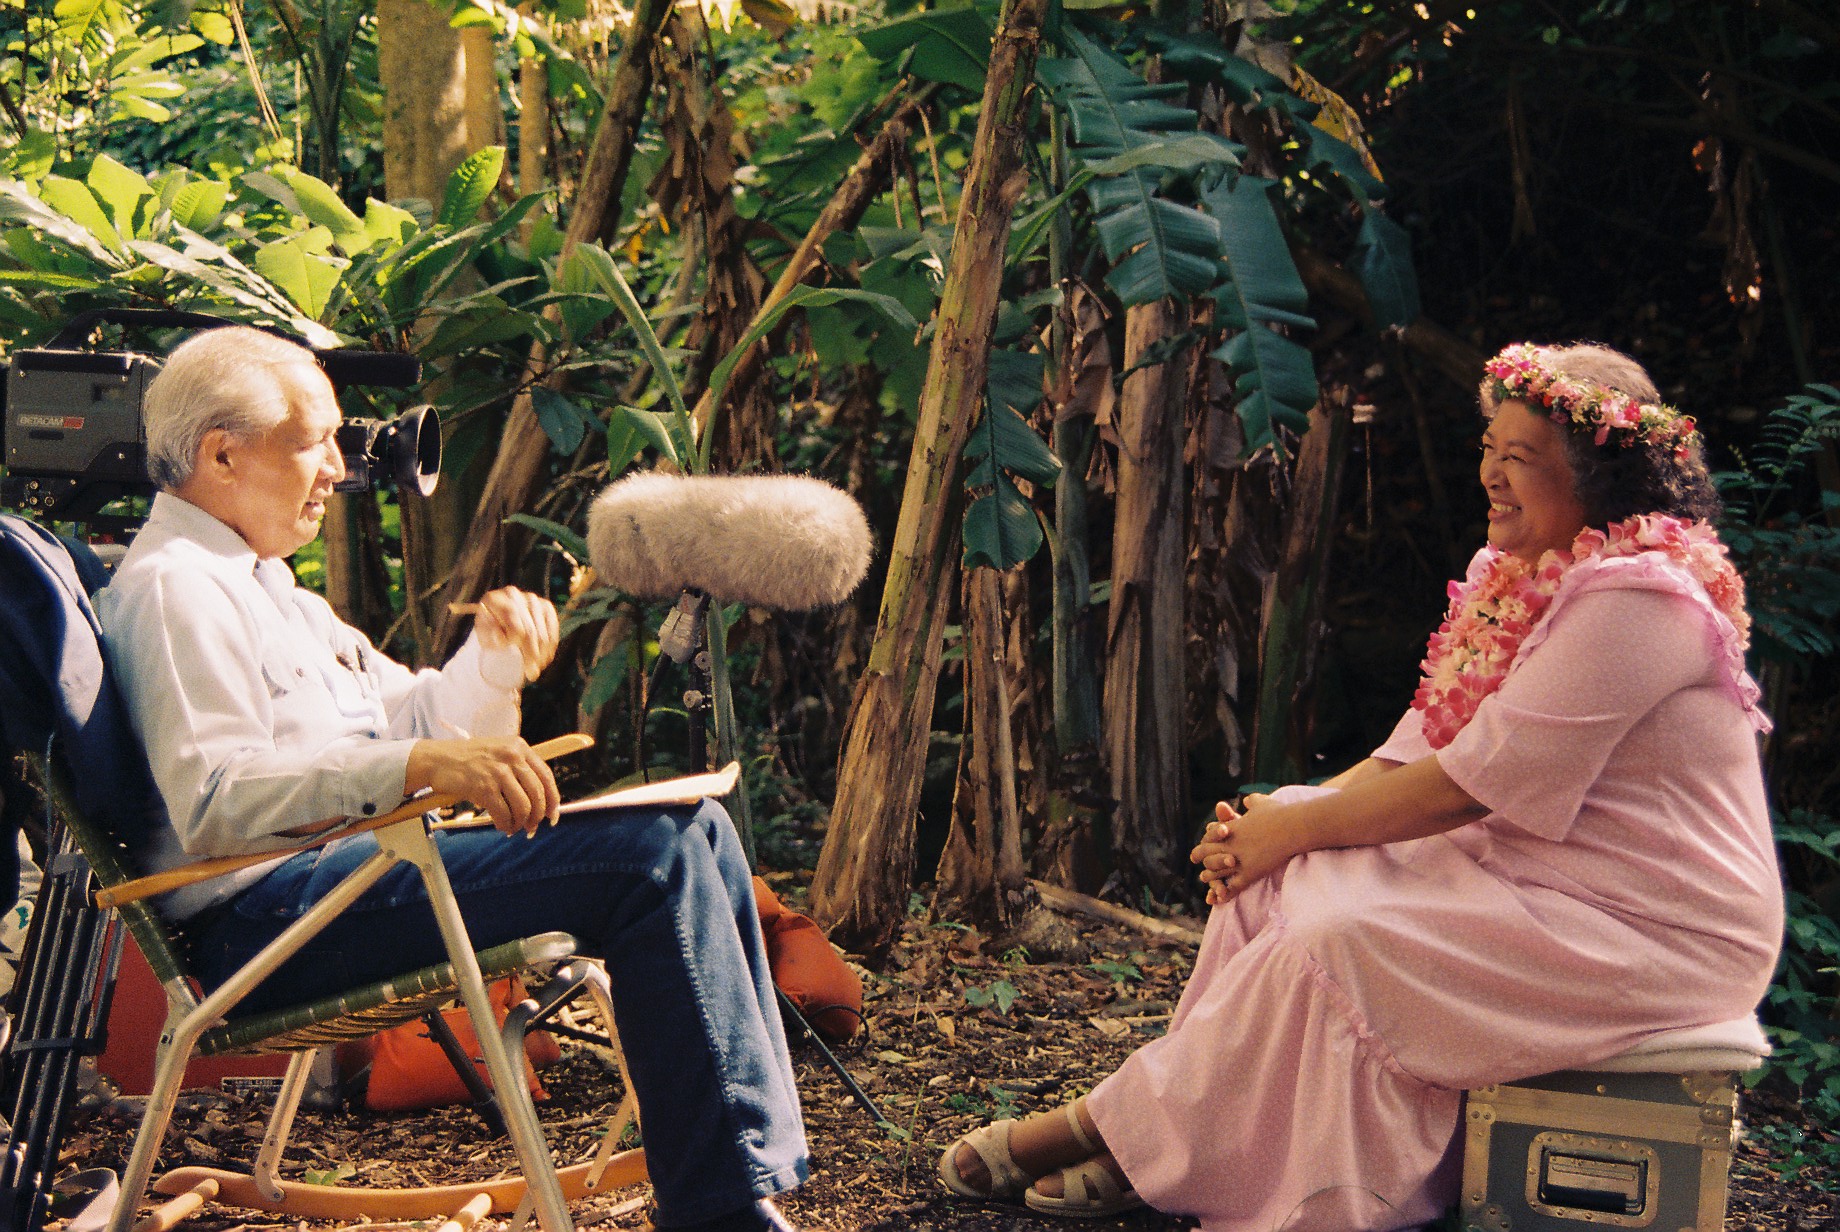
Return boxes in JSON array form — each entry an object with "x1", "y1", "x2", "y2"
[
  {"x1": 1352, "y1": 210, "x2": 1419, "y2": 330},
  {"x1": 1760, "y1": 807, "x2": 1840, "y2": 1186},
  {"x1": 1201, "y1": 175, "x2": 1319, "y2": 452},
  {"x1": 1715, "y1": 386, "x2": 1840, "y2": 660},
  {"x1": 854, "y1": 5, "x2": 995, "y2": 94},
  {"x1": 1037, "y1": 29, "x2": 1235, "y2": 306},
  {"x1": 1088, "y1": 956, "x2": 1142, "y2": 987},
  {"x1": 963, "y1": 348, "x2": 1058, "y2": 570},
  {"x1": 963, "y1": 977, "x2": 1021, "y2": 1015},
  {"x1": 1709, "y1": 389, "x2": 1840, "y2": 1168}
]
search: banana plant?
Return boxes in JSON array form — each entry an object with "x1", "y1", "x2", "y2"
[
  {"x1": 0, "y1": 0, "x2": 227, "y2": 179},
  {"x1": 0, "y1": 159, "x2": 334, "y2": 345},
  {"x1": 963, "y1": 347, "x2": 1059, "y2": 569}
]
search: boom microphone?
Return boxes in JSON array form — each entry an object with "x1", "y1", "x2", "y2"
[
  {"x1": 314, "y1": 348, "x2": 423, "y2": 388},
  {"x1": 587, "y1": 472, "x2": 873, "y2": 611}
]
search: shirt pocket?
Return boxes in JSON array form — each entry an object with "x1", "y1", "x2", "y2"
[
  {"x1": 259, "y1": 641, "x2": 314, "y2": 699},
  {"x1": 320, "y1": 634, "x2": 386, "y2": 723}
]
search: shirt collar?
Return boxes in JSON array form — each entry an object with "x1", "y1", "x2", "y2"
[
  {"x1": 143, "y1": 493, "x2": 303, "y2": 607},
  {"x1": 144, "y1": 492, "x2": 259, "y2": 571}
]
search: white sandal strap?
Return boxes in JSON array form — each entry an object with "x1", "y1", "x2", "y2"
[
  {"x1": 966, "y1": 1120, "x2": 1028, "y2": 1193},
  {"x1": 1061, "y1": 1158, "x2": 1123, "y2": 1204},
  {"x1": 1063, "y1": 1101, "x2": 1100, "y2": 1155}
]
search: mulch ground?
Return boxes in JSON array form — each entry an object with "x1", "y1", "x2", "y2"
[{"x1": 56, "y1": 900, "x2": 1839, "y2": 1232}]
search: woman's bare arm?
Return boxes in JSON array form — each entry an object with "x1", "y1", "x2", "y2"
[{"x1": 1193, "y1": 756, "x2": 1486, "y2": 904}]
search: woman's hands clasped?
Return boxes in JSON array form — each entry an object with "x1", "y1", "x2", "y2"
[{"x1": 1191, "y1": 795, "x2": 1301, "y2": 906}]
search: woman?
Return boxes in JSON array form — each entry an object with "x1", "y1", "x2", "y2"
[{"x1": 939, "y1": 342, "x2": 1783, "y2": 1230}]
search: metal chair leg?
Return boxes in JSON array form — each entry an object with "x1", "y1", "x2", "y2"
[
  {"x1": 250, "y1": 1051, "x2": 315, "y2": 1203},
  {"x1": 423, "y1": 1010, "x2": 508, "y2": 1138},
  {"x1": 106, "y1": 851, "x2": 398, "y2": 1232},
  {"x1": 381, "y1": 824, "x2": 573, "y2": 1232},
  {"x1": 775, "y1": 990, "x2": 883, "y2": 1126}
]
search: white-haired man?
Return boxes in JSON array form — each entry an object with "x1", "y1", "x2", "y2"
[{"x1": 96, "y1": 327, "x2": 806, "y2": 1232}]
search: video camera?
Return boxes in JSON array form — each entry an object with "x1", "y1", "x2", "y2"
[{"x1": 0, "y1": 308, "x2": 437, "y2": 521}]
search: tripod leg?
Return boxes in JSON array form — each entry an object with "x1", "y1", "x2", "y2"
[
  {"x1": 774, "y1": 989, "x2": 883, "y2": 1127},
  {"x1": 422, "y1": 1011, "x2": 508, "y2": 1139}
]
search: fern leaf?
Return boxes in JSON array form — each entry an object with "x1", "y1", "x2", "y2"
[{"x1": 439, "y1": 147, "x2": 506, "y2": 230}]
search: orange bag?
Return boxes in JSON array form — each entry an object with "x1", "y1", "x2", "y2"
[
  {"x1": 337, "y1": 976, "x2": 562, "y2": 1113},
  {"x1": 343, "y1": 881, "x2": 862, "y2": 1111},
  {"x1": 752, "y1": 876, "x2": 863, "y2": 1043}
]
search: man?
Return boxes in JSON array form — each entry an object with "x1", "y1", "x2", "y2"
[{"x1": 96, "y1": 327, "x2": 806, "y2": 1232}]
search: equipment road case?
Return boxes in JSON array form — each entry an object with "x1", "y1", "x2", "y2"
[{"x1": 1460, "y1": 1067, "x2": 1743, "y2": 1232}]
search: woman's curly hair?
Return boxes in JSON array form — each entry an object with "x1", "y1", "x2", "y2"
[{"x1": 1479, "y1": 342, "x2": 1722, "y2": 526}]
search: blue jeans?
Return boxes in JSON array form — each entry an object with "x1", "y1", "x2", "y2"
[{"x1": 187, "y1": 800, "x2": 808, "y2": 1225}]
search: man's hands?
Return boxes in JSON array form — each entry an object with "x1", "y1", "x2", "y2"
[
  {"x1": 404, "y1": 736, "x2": 560, "y2": 836},
  {"x1": 1190, "y1": 795, "x2": 1301, "y2": 906},
  {"x1": 466, "y1": 587, "x2": 559, "y2": 682},
  {"x1": 411, "y1": 588, "x2": 560, "y2": 834}
]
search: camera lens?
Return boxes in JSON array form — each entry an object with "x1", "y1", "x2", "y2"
[{"x1": 391, "y1": 405, "x2": 441, "y2": 497}]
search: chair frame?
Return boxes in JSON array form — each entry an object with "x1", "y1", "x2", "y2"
[{"x1": 27, "y1": 746, "x2": 641, "y2": 1232}]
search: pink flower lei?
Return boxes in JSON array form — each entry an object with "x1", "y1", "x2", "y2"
[
  {"x1": 1412, "y1": 514, "x2": 1751, "y2": 750},
  {"x1": 1485, "y1": 342, "x2": 1701, "y2": 459}
]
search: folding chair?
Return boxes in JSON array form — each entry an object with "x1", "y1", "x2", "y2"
[{"x1": 0, "y1": 514, "x2": 643, "y2": 1232}]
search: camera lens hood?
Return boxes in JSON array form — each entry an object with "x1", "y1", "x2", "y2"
[{"x1": 389, "y1": 404, "x2": 441, "y2": 497}]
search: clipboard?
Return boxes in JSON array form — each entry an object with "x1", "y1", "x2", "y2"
[{"x1": 434, "y1": 761, "x2": 742, "y2": 829}]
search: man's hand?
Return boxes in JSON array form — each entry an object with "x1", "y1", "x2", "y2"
[
  {"x1": 1190, "y1": 795, "x2": 1299, "y2": 906},
  {"x1": 405, "y1": 736, "x2": 560, "y2": 836},
  {"x1": 468, "y1": 587, "x2": 560, "y2": 683}
]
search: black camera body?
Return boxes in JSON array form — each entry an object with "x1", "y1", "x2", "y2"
[{"x1": 0, "y1": 312, "x2": 431, "y2": 521}]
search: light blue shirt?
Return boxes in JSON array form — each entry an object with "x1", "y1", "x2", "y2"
[{"x1": 96, "y1": 492, "x2": 524, "y2": 918}]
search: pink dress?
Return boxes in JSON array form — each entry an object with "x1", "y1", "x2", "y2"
[{"x1": 1086, "y1": 552, "x2": 1784, "y2": 1232}]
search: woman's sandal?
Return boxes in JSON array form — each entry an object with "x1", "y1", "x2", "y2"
[
  {"x1": 1022, "y1": 1104, "x2": 1145, "y2": 1219},
  {"x1": 1024, "y1": 1159, "x2": 1145, "y2": 1219},
  {"x1": 937, "y1": 1119, "x2": 1031, "y2": 1202}
]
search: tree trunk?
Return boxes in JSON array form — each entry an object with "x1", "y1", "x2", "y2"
[
  {"x1": 377, "y1": 0, "x2": 481, "y2": 208},
  {"x1": 685, "y1": 88, "x2": 934, "y2": 450},
  {"x1": 429, "y1": 0, "x2": 673, "y2": 657},
  {"x1": 1101, "y1": 298, "x2": 1193, "y2": 896},
  {"x1": 1250, "y1": 397, "x2": 1351, "y2": 784},
  {"x1": 1185, "y1": 366, "x2": 1268, "y2": 789},
  {"x1": 934, "y1": 565, "x2": 1026, "y2": 929},
  {"x1": 319, "y1": 494, "x2": 394, "y2": 640},
  {"x1": 810, "y1": 0, "x2": 1047, "y2": 957},
  {"x1": 376, "y1": 0, "x2": 503, "y2": 663},
  {"x1": 651, "y1": 6, "x2": 773, "y2": 471},
  {"x1": 1036, "y1": 283, "x2": 1110, "y2": 890},
  {"x1": 517, "y1": 3, "x2": 548, "y2": 233}
]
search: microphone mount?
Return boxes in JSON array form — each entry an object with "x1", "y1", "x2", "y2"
[{"x1": 643, "y1": 589, "x2": 715, "y2": 774}]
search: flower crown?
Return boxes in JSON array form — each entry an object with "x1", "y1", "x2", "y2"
[{"x1": 1483, "y1": 343, "x2": 1700, "y2": 458}]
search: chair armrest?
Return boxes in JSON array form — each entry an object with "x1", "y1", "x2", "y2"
[{"x1": 93, "y1": 734, "x2": 593, "y2": 909}]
